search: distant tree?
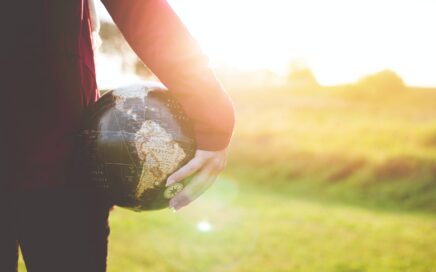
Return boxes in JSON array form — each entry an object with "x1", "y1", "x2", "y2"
[
  {"x1": 356, "y1": 70, "x2": 406, "y2": 93},
  {"x1": 99, "y1": 22, "x2": 153, "y2": 78},
  {"x1": 99, "y1": 22, "x2": 127, "y2": 54},
  {"x1": 135, "y1": 60, "x2": 154, "y2": 79},
  {"x1": 287, "y1": 62, "x2": 319, "y2": 89}
]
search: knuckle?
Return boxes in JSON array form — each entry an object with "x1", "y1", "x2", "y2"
[
  {"x1": 212, "y1": 158, "x2": 222, "y2": 164},
  {"x1": 211, "y1": 159, "x2": 224, "y2": 170},
  {"x1": 193, "y1": 160, "x2": 204, "y2": 168},
  {"x1": 170, "y1": 171, "x2": 183, "y2": 179},
  {"x1": 199, "y1": 152, "x2": 214, "y2": 160},
  {"x1": 167, "y1": 173, "x2": 177, "y2": 181}
]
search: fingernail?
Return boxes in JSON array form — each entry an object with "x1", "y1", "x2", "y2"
[
  {"x1": 170, "y1": 199, "x2": 183, "y2": 211},
  {"x1": 166, "y1": 178, "x2": 174, "y2": 186},
  {"x1": 169, "y1": 199, "x2": 177, "y2": 209}
]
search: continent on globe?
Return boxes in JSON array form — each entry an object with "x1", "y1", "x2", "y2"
[{"x1": 134, "y1": 120, "x2": 186, "y2": 198}]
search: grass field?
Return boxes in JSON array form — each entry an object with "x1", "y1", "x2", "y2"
[
  {"x1": 19, "y1": 177, "x2": 436, "y2": 272},
  {"x1": 18, "y1": 84, "x2": 436, "y2": 271},
  {"x1": 18, "y1": 177, "x2": 436, "y2": 272},
  {"x1": 105, "y1": 178, "x2": 436, "y2": 272},
  {"x1": 227, "y1": 84, "x2": 436, "y2": 212}
]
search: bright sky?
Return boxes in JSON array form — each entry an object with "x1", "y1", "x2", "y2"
[{"x1": 97, "y1": 0, "x2": 436, "y2": 87}]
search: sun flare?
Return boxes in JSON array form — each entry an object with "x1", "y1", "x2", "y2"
[
  {"x1": 97, "y1": 0, "x2": 436, "y2": 87},
  {"x1": 168, "y1": 0, "x2": 436, "y2": 86}
]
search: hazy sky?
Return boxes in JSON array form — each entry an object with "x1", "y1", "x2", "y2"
[{"x1": 97, "y1": 0, "x2": 436, "y2": 87}]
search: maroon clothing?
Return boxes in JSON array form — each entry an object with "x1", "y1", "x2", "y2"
[
  {"x1": 0, "y1": 0, "x2": 235, "y2": 189},
  {"x1": 0, "y1": 186, "x2": 111, "y2": 272}
]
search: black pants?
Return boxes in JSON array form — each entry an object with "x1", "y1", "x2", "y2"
[{"x1": 0, "y1": 185, "x2": 111, "y2": 272}]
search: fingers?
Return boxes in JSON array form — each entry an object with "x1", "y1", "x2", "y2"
[
  {"x1": 166, "y1": 155, "x2": 208, "y2": 186},
  {"x1": 166, "y1": 149, "x2": 228, "y2": 210},
  {"x1": 169, "y1": 165, "x2": 219, "y2": 210}
]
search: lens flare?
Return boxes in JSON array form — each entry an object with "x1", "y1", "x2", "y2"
[
  {"x1": 196, "y1": 220, "x2": 213, "y2": 233},
  {"x1": 146, "y1": 177, "x2": 259, "y2": 271}
]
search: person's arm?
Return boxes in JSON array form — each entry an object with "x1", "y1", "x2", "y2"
[
  {"x1": 101, "y1": 0, "x2": 235, "y2": 150},
  {"x1": 101, "y1": 0, "x2": 235, "y2": 210}
]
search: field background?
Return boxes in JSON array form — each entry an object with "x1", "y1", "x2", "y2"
[
  {"x1": 18, "y1": 80, "x2": 436, "y2": 271},
  {"x1": 15, "y1": 9, "x2": 436, "y2": 269}
]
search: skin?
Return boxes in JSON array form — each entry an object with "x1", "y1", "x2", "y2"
[{"x1": 166, "y1": 149, "x2": 227, "y2": 210}]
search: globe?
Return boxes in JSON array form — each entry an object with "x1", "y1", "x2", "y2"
[{"x1": 77, "y1": 82, "x2": 196, "y2": 211}]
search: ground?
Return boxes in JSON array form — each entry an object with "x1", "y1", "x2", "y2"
[
  {"x1": 18, "y1": 84, "x2": 436, "y2": 271},
  {"x1": 18, "y1": 177, "x2": 436, "y2": 272}
]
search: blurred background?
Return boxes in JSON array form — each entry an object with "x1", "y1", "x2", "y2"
[
  {"x1": 23, "y1": 1, "x2": 436, "y2": 271},
  {"x1": 98, "y1": 1, "x2": 436, "y2": 271}
]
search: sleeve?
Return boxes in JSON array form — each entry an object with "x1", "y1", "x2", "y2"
[{"x1": 101, "y1": 0, "x2": 235, "y2": 151}]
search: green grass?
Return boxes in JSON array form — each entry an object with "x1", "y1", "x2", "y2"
[
  {"x1": 105, "y1": 179, "x2": 436, "y2": 272},
  {"x1": 18, "y1": 177, "x2": 435, "y2": 271},
  {"x1": 227, "y1": 85, "x2": 436, "y2": 212},
  {"x1": 17, "y1": 84, "x2": 436, "y2": 271}
]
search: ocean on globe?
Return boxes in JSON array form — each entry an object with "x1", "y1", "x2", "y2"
[{"x1": 77, "y1": 82, "x2": 196, "y2": 211}]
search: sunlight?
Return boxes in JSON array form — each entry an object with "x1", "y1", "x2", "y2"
[
  {"x1": 167, "y1": 0, "x2": 436, "y2": 86},
  {"x1": 96, "y1": 0, "x2": 436, "y2": 86}
]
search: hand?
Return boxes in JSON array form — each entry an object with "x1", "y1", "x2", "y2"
[{"x1": 166, "y1": 149, "x2": 227, "y2": 210}]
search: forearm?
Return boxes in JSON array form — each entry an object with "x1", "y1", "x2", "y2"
[{"x1": 102, "y1": 0, "x2": 235, "y2": 150}]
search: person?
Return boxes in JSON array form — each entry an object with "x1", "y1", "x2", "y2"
[{"x1": 0, "y1": 0, "x2": 235, "y2": 271}]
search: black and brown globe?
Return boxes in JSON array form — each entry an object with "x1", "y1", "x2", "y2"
[{"x1": 78, "y1": 82, "x2": 196, "y2": 211}]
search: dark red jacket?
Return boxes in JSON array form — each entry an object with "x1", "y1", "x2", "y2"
[{"x1": 0, "y1": 0, "x2": 234, "y2": 189}]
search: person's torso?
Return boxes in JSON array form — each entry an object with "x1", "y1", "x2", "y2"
[{"x1": 0, "y1": 0, "x2": 98, "y2": 189}]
